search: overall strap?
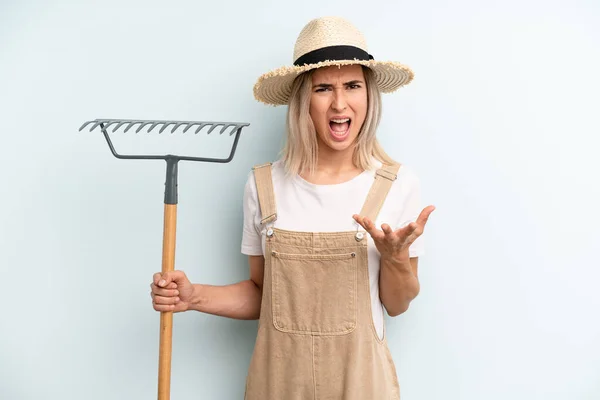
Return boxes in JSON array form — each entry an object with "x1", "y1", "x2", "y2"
[
  {"x1": 359, "y1": 163, "x2": 402, "y2": 222},
  {"x1": 252, "y1": 162, "x2": 277, "y2": 224}
]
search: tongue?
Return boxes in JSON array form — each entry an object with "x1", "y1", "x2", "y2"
[{"x1": 331, "y1": 122, "x2": 349, "y2": 132}]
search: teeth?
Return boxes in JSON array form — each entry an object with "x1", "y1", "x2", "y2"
[{"x1": 331, "y1": 118, "x2": 350, "y2": 123}]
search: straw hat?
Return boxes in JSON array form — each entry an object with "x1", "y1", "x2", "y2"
[{"x1": 253, "y1": 16, "x2": 414, "y2": 106}]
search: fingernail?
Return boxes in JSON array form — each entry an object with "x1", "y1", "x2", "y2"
[
  {"x1": 175, "y1": 297, "x2": 180, "y2": 302},
  {"x1": 159, "y1": 280, "x2": 166, "y2": 287},
  {"x1": 174, "y1": 290, "x2": 179, "y2": 296}
]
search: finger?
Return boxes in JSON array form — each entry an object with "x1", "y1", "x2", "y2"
[
  {"x1": 408, "y1": 206, "x2": 435, "y2": 241},
  {"x1": 362, "y1": 217, "x2": 386, "y2": 241},
  {"x1": 150, "y1": 283, "x2": 179, "y2": 297},
  {"x1": 401, "y1": 221, "x2": 427, "y2": 247},
  {"x1": 416, "y1": 205, "x2": 436, "y2": 227},
  {"x1": 352, "y1": 214, "x2": 371, "y2": 233},
  {"x1": 150, "y1": 278, "x2": 177, "y2": 289},
  {"x1": 153, "y1": 303, "x2": 177, "y2": 312},
  {"x1": 391, "y1": 221, "x2": 418, "y2": 246},
  {"x1": 153, "y1": 295, "x2": 180, "y2": 305},
  {"x1": 408, "y1": 221, "x2": 419, "y2": 234},
  {"x1": 406, "y1": 222, "x2": 420, "y2": 241},
  {"x1": 381, "y1": 223, "x2": 400, "y2": 244},
  {"x1": 354, "y1": 214, "x2": 387, "y2": 241},
  {"x1": 381, "y1": 223, "x2": 394, "y2": 237},
  {"x1": 352, "y1": 214, "x2": 367, "y2": 230},
  {"x1": 153, "y1": 274, "x2": 177, "y2": 288}
]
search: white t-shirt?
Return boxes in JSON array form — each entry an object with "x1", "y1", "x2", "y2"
[{"x1": 241, "y1": 158, "x2": 425, "y2": 340}]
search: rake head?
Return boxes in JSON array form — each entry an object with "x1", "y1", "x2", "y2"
[{"x1": 79, "y1": 118, "x2": 250, "y2": 163}]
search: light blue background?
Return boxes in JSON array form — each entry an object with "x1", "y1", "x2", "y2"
[{"x1": 1, "y1": 1, "x2": 599, "y2": 399}]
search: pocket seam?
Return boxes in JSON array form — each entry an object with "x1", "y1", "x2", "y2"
[{"x1": 271, "y1": 251, "x2": 356, "y2": 261}]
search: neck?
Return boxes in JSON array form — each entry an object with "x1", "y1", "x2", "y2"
[
  {"x1": 319, "y1": 137, "x2": 357, "y2": 169},
  {"x1": 300, "y1": 141, "x2": 362, "y2": 185}
]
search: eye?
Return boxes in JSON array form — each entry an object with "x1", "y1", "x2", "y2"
[
  {"x1": 315, "y1": 87, "x2": 331, "y2": 93},
  {"x1": 348, "y1": 84, "x2": 361, "y2": 89}
]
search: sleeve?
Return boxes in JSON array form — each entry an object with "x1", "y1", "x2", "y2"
[
  {"x1": 394, "y1": 172, "x2": 425, "y2": 258},
  {"x1": 241, "y1": 171, "x2": 264, "y2": 256}
]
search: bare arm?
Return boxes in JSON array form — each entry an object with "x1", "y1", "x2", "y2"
[
  {"x1": 353, "y1": 205, "x2": 434, "y2": 318},
  {"x1": 379, "y1": 256, "x2": 420, "y2": 317},
  {"x1": 187, "y1": 255, "x2": 265, "y2": 320}
]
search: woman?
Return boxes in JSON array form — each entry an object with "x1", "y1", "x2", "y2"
[{"x1": 150, "y1": 16, "x2": 435, "y2": 399}]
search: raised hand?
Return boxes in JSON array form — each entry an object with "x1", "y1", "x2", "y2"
[{"x1": 352, "y1": 205, "x2": 435, "y2": 262}]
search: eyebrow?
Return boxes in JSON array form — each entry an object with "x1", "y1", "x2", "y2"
[{"x1": 312, "y1": 80, "x2": 364, "y2": 89}]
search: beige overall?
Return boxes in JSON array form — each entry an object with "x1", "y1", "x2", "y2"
[{"x1": 244, "y1": 162, "x2": 402, "y2": 400}]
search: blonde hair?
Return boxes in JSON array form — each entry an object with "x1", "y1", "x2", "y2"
[{"x1": 282, "y1": 66, "x2": 395, "y2": 177}]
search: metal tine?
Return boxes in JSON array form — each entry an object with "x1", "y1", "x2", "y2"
[
  {"x1": 147, "y1": 121, "x2": 163, "y2": 133},
  {"x1": 207, "y1": 123, "x2": 225, "y2": 134},
  {"x1": 124, "y1": 121, "x2": 144, "y2": 133},
  {"x1": 89, "y1": 119, "x2": 109, "y2": 132},
  {"x1": 135, "y1": 121, "x2": 155, "y2": 133},
  {"x1": 102, "y1": 121, "x2": 120, "y2": 132},
  {"x1": 194, "y1": 123, "x2": 211, "y2": 134},
  {"x1": 171, "y1": 122, "x2": 187, "y2": 133},
  {"x1": 113, "y1": 120, "x2": 131, "y2": 132},
  {"x1": 99, "y1": 120, "x2": 113, "y2": 132},
  {"x1": 182, "y1": 123, "x2": 197, "y2": 133},
  {"x1": 78, "y1": 120, "x2": 97, "y2": 131},
  {"x1": 220, "y1": 123, "x2": 236, "y2": 135},
  {"x1": 159, "y1": 121, "x2": 177, "y2": 134},
  {"x1": 233, "y1": 124, "x2": 245, "y2": 135}
]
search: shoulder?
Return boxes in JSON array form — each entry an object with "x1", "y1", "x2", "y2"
[
  {"x1": 371, "y1": 158, "x2": 420, "y2": 187},
  {"x1": 244, "y1": 159, "x2": 288, "y2": 192},
  {"x1": 387, "y1": 161, "x2": 421, "y2": 198},
  {"x1": 396, "y1": 163, "x2": 420, "y2": 186},
  {"x1": 248, "y1": 159, "x2": 286, "y2": 174},
  {"x1": 248, "y1": 159, "x2": 289, "y2": 185}
]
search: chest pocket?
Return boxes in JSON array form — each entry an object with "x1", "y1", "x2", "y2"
[{"x1": 270, "y1": 250, "x2": 358, "y2": 335}]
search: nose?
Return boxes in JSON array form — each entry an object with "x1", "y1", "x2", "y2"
[{"x1": 331, "y1": 89, "x2": 347, "y2": 112}]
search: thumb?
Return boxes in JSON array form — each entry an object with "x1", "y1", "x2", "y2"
[{"x1": 158, "y1": 270, "x2": 187, "y2": 287}]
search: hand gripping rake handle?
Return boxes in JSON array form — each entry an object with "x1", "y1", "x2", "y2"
[{"x1": 80, "y1": 118, "x2": 249, "y2": 400}]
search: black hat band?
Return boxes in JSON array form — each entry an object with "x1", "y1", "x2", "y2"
[{"x1": 293, "y1": 45, "x2": 374, "y2": 67}]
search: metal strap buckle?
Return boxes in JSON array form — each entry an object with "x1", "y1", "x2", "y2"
[{"x1": 376, "y1": 169, "x2": 397, "y2": 181}]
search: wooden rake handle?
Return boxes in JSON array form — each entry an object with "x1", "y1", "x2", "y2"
[
  {"x1": 158, "y1": 159, "x2": 179, "y2": 400},
  {"x1": 159, "y1": 203, "x2": 177, "y2": 400}
]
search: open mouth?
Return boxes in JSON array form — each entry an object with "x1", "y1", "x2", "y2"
[{"x1": 329, "y1": 118, "x2": 351, "y2": 140}]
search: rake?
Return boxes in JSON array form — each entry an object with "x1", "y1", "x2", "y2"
[{"x1": 79, "y1": 118, "x2": 250, "y2": 400}]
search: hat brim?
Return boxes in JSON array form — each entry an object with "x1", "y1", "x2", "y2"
[{"x1": 253, "y1": 59, "x2": 414, "y2": 106}]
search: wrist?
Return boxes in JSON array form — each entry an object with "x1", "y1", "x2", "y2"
[
  {"x1": 189, "y1": 284, "x2": 208, "y2": 312},
  {"x1": 381, "y1": 250, "x2": 410, "y2": 266},
  {"x1": 381, "y1": 253, "x2": 412, "y2": 273}
]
